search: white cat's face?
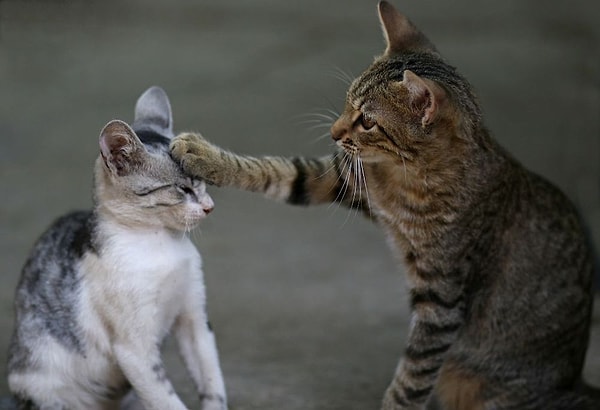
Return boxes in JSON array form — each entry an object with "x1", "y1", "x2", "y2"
[
  {"x1": 96, "y1": 120, "x2": 214, "y2": 232},
  {"x1": 132, "y1": 174, "x2": 214, "y2": 232},
  {"x1": 128, "y1": 172, "x2": 214, "y2": 232}
]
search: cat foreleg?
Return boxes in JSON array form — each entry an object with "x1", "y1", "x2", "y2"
[
  {"x1": 174, "y1": 307, "x2": 227, "y2": 410},
  {"x1": 113, "y1": 341, "x2": 188, "y2": 410},
  {"x1": 120, "y1": 391, "x2": 146, "y2": 410},
  {"x1": 170, "y1": 133, "x2": 350, "y2": 206},
  {"x1": 382, "y1": 285, "x2": 465, "y2": 410}
]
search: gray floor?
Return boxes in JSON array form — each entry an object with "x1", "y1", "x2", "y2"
[{"x1": 1, "y1": 1, "x2": 599, "y2": 409}]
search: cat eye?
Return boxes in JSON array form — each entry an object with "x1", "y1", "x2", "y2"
[
  {"x1": 176, "y1": 184, "x2": 195, "y2": 196},
  {"x1": 358, "y1": 113, "x2": 377, "y2": 131},
  {"x1": 134, "y1": 185, "x2": 171, "y2": 196}
]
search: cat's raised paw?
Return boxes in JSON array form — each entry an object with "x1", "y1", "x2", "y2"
[
  {"x1": 170, "y1": 133, "x2": 226, "y2": 185},
  {"x1": 170, "y1": 132, "x2": 211, "y2": 159}
]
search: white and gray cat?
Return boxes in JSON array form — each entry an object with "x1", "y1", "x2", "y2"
[{"x1": 7, "y1": 87, "x2": 227, "y2": 410}]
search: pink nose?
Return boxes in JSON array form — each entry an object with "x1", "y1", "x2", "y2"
[{"x1": 203, "y1": 206, "x2": 213, "y2": 215}]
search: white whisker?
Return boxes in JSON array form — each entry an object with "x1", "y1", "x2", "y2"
[
  {"x1": 323, "y1": 108, "x2": 341, "y2": 119},
  {"x1": 357, "y1": 157, "x2": 373, "y2": 218},
  {"x1": 353, "y1": 155, "x2": 362, "y2": 221},
  {"x1": 342, "y1": 154, "x2": 360, "y2": 227},
  {"x1": 191, "y1": 226, "x2": 203, "y2": 244},
  {"x1": 330, "y1": 153, "x2": 352, "y2": 212},
  {"x1": 296, "y1": 118, "x2": 330, "y2": 125},
  {"x1": 306, "y1": 123, "x2": 333, "y2": 132},
  {"x1": 311, "y1": 131, "x2": 332, "y2": 144},
  {"x1": 317, "y1": 151, "x2": 341, "y2": 179},
  {"x1": 292, "y1": 112, "x2": 336, "y2": 128},
  {"x1": 295, "y1": 110, "x2": 338, "y2": 144},
  {"x1": 181, "y1": 217, "x2": 190, "y2": 240},
  {"x1": 352, "y1": 156, "x2": 362, "y2": 222},
  {"x1": 328, "y1": 66, "x2": 355, "y2": 86},
  {"x1": 309, "y1": 112, "x2": 338, "y2": 122}
]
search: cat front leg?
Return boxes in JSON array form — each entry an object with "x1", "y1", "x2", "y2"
[
  {"x1": 174, "y1": 291, "x2": 227, "y2": 410},
  {"x1": 170, "y1": 132, "x2": 302, "y2": 201},
  {"x1": 171, "y1": 133, "x2": 368, "y2": 208},
  {"x1": 113, "y1": 341, "x2": 188, "y2": 410},
  {"x1": 382, "y1": 282, "x2": 465, "y2": 410}
]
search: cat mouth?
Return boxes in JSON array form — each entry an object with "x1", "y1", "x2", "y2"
[
  {"x1": 180, "y1": 204, "x2": 213, "y2": 230},
  {"x1": 186, "y1": 210, "x2": 209, "y2": 223},
  {"x1": 337, "y1": 139, "x2": 360, "y2": 156}
]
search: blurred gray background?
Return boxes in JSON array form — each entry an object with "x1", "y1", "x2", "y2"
[{"x1": 0, "y1": 0, "x2": 599, "y2": 409}]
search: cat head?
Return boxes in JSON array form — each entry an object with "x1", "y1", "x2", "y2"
[
  {"x1": 95, "y1": 86, "x2": 214, "y2": 232},
  {"x1": 331, "y1": 1, "x2": 484, "y2": 179}
]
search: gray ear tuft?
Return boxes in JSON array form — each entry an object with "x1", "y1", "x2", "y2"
[{"x1": 132, "y1": 86, "x2": 174, "y2": 138}]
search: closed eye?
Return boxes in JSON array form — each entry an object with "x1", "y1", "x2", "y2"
[
  {"x1": 176, "y1": 184, "x2": 196, "y2": 196},
  {"x1": 134, "y1": 184, "x2": 171, "y2": 196}
]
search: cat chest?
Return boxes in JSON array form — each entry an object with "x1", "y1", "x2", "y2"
[{"x1": 83, "y1": 231, "x2": 202, "y2": 338}]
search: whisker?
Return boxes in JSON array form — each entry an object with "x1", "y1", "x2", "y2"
[
  {"x1": 306, "y1": 122, "x2": 333, "y2": 132},
  {"x1": 322, "y1": 95, "x2": 343, "y2": 118},
  {"x1": 192, "y1": 226, "x2": 203, "y2": 243},
  {"x1": 292, "y1": 112, "x2": 336, "y2": 128},
  {"x1": 296, "y1": 118, "x2": 330, "y2": 125},
  {"x1": 311, "y1": 131, "x2": 332, "y2": 144},
  {"x1": 342, "y1": 154, "x2": 359, "y2": 227},
  {"x1": 338, "y1": 154, "x2": 353, "y2": 205},
  {"x1": 330, "y1": 153, "x2": 352, "y2": 212},
  {"x1": 309, "y1": 112, "x2": 338, "y2": 122},
  {"x1": 181, "y1": 217, "x2": 190, "y2": 240},
  {"x1": 294, "y1": 110, "x2": 337, "y2": 144},
  {"x1": 328, "y1": 66, "x2": 356, "y2": 86},
  {"x1": 323, "y1": 152, "x2": 354, "y2": 213},
  {"x1": 352, "y1": 155, "x2": 362, "y2": 221},
  {"x1": 317, "y1": 152, "x2": 342, "y2": 179},
  {"x1": 323, "y1": 108, "x2": 341, "y2": 119},
  {"x1": 358, "y1": 156, "x2": 373, "y2": 218}
]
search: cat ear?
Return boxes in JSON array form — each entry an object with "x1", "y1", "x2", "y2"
[
  {"x1": 132, "y1": 86, "x2": 174, "y2": 139},
  {"x1": 99, "y1": 120, "x2": 146, "y2": 176},
  {"x1": 401, "y1": 70, "x2": 445, "y2": 128},
  {"x1": 378, "y1": 1, "x2": 437, "y2": 55}
]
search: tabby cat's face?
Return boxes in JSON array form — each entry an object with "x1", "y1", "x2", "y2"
[
  {"x1": 96, "y1": 120, "x2": 214, "y2": 232},
  {"x1": 331, "y1": 60, "x2": 458, "y2": 167},
  {"x1": 330, "y1": 2, "x2": 480, "y2": 180}
]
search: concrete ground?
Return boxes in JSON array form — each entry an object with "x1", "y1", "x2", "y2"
[{"x1": 0, "y1": 0, "x2": 599, "y2": 409}]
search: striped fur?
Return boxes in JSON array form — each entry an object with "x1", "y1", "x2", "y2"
[{"x1": 171, "y1": 2, "x2": 597, "y2": 409}]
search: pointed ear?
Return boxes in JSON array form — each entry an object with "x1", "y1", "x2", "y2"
[
  {"x1": 402, "y1": 70, "x2": 445, "y2": 128},
  {"x1": 378, "y1": 1, "x2": 437, "y2": 55},
  {"x1": 99, "y1": 120, "x2": 146, "y2": 176},
  {"x1": 131, "y1": 86, "x2": 174, "y2": 138}
]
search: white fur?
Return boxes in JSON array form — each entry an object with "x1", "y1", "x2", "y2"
[{"x1": 9, "y1": 220, "x2": 226, "y2": 410}]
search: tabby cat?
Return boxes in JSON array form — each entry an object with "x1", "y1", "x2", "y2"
[
  {"x1": 8, "y1": 87, "x2": 226, "y2": 410},
  {"x1": 169, "y1": 2, "x2": 597, "y2": 410}
]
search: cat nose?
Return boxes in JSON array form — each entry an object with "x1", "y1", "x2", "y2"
[
  {"x1": 203, "y1": 205, "x2": 213, "y2": 214},
  {"x1": 331, "y1": 120, "x2": 346, "y2": 142}
]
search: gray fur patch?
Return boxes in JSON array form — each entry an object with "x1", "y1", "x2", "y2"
[{"x1": 9, "y1": 211, "x2": 95, "y2": 371}]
